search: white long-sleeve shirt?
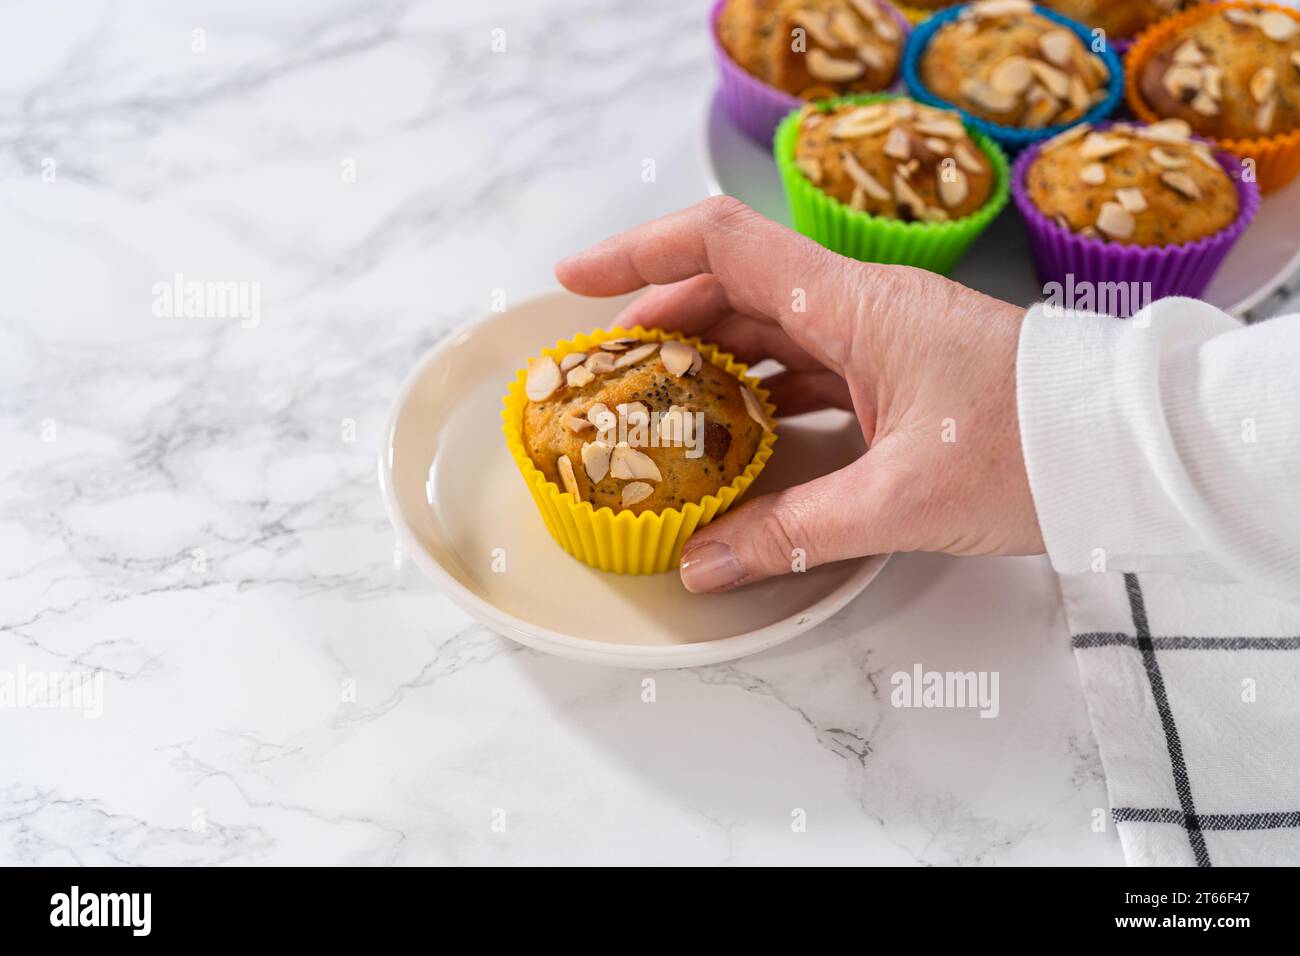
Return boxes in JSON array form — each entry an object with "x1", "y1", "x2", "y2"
[{"x1": 1017, "y1": 298, "x2": 1300, "y2": 598}]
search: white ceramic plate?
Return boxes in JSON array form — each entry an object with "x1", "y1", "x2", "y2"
[
  {"x1": 702, "y1": 93, "x2": 1300, "y2": 316},
  {"x1": 379, "y1": 290, "x2": 890, "y2": 669}
]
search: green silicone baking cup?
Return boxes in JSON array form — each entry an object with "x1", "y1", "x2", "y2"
[{"x1": 775, "y1": 95, "x2": 1011, "y2": 275}]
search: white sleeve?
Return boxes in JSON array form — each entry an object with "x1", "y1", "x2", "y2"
[{"x1": 1016, "y1": 297, "x2": 1300, "y2": 597}]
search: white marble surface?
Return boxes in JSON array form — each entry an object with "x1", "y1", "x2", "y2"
[{"x1": 16, "y1": 0, "x2": 1290, "y2": 866}]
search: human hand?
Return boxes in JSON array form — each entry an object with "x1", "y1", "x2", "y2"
[{"x1": 556, "y1": 197, "x2": 1044, "y2": 593}]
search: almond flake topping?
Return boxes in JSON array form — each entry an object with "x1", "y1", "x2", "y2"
[
  {"x1": 525, "y1": 356, "x2": 562, "y2": 401},
  {"x1": 1160, "y1": 170, "x2": 1202, "y2": 200},
  {"x1": 610, "y1": 443, "x2": 662, "y2": 482},
  {"x1": 1079, "y1": 162, "x2": 1106, "y2": 185},
  {"x1": 1116, "y1": 187, "x2": 1147, "y2": 213},
  {"x1": 660, "y1": 340, "x2": 699, "y2": 377},
  {"x1": 1096, "y1": 202, "x2": 1134, "y2": 240},
  {"x1": 556, "y1": 454, "x2": 580, "y2": 501},
  {"x1": 621, "y1": 482, "x2": 654, "y2": 508},
  {"x1": 566, "y1": 365, "x2": 595, "y2": 388},
  {"x1": 580, "y1": 440, "x2": 612, "y2": 484},
  {"x1": 614, "y1": 342, "x2": 659, "y2": 368},
  {"x1": 807, "y1": 48, "x2": 865, "y2": 83},
  {"x1": 740, "y1": 385, "x2": 772, "y2": 432},
  {"x1": 560, "y1": 352, "x2": 585, "y2": 372}
]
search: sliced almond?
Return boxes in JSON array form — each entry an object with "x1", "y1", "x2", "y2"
[
  {"x1": 1150, "y1": 146, "x2": 1188, "y2": 169},
  {"x1": 525, "y1": 356, "x2": 562, "y2": 401},
  {"x1": 1256, "y1": 97, "x2": 1277, "y2": 134},
  {"x1": 556, "y1": 454, "x2": 580, "y2": 501},
  {"x1": 960, "y1": 79, "x2": 1017, "y2": 114},
  {"x1": 1202, "y1": 65, "x2": 1223, "y2": 99},
  {"x1": 843, "y1": 151, "x2": 890, "y2": 202},
  {"x1": 1192, "y1": 148, "x2": 1221, "y2": 172},
  {"x1": 990, "y1": 55, "x2": 1034, "y2": 95},
  {"x1": 1172, "y1": 40, "x2": 1204, "y2": 65},
  {"x1": 953, "y1": 141, "x2": 985, "y2": 174},
  {"x1": 1079, "y1": 162, "x2": 1106, "y2": 185},
  {"x1": 610, "y1": 443, "x2": 662, "y2": 482},
  {"x1": 796, "y1": 156, "x2": 823, "y2": 184},
  {"x1": 893, "y1": 169, "x2": 928, "y2": 219},
  {"x1": 938, "y1": 166, "x2": 969, "y2": 207},
  {"x1": 1224, "y1": 8, "x2": 1258, "y2": 27},
  {"x1": 614, "y1": 342, "x2": 659, "y2": 369},
  {"x1": 828, "y1": 7, "x2": 870, "y2": 47},
  {"x1": 849, "y1": 186, "x2": 867, "y2": 210},
  {"x1": 659, "y1": 340, "x2": 698, "y2": 377},
  {"x1": 1250, "y1": 67, "x2": 1277, "y2": 104},
  {"x1": 1095, "y1": 201, "x2": 1134, "y2": 241},
  {"x1": 924, "y1": 137, "x2": 951, "y2": 156},
  {"x1": 806, "y1": 47, "x2": 865, "y2": 83},
  {"x1": 1079, "y1": 132, "x2": 1129, "y2": 161},
  {"x1": 587, "y1": 403, "x2": 616, "y2": 431},
  {"x1": 621, "y1": 482, "x2": 654, "y2": 508},
  {"x1": 1042, "y1": 123, "x2": 1090, "y2": 153},
  {"x1": 1139, "y1": 119, "x2": 1192, "y2": 144},
  {"x1": 790, "y1": 9, "x2": 841, "y2": 51},
  {"x1": 688, "y1": 351, "x2": 703, "y2": 376},
  {"x1": 883, "y1": 125, "x2": 911, "y2": 160},
  {"x1": 581, "y1": 440, "x2": 612, "y2": 484},
  {"x1": 970, "y1": 0, "x2": 1033, "y2": 17},
  {"x1": 831, "y1": 110, "x2": 893, "y2": 139},
  {"x1": 1115, "y1": 187, "x2": 1147, "y2": 213},
  {"x1": 1029, "y1": 60, "x2": 1071, "y2": 100},
  {"x1": 1160, "y1": 170, "x2": 1202, "y2": 200},
  {"x1": 857, "y1": 44, "x2": 888, "y2": 72},
  {"x1": 584, "y1": 350, "x2": 616, "y2": 374},
  {"x1": 1022, "y1": 86, "x2": 1061, "y2": 128},
  {"x1": 566, "y1": 365, "x2": 595, "y2": 388},
  {"x1": 913, "y1": 117, "x2": 966, "y2": 139},
  {"x1": 616, "y1": 401, "x2": 650, "y2": 427},
  {"x1": 870, "y1": 10, "x2": 899, "y2": 43},
  {"x1": 1068, "y1": 75, "x2": 1089, "y2": 112},
  {"x1": 563, "y1": 415, "x2": 593, "y2": 434},
  {"x1": 560, "y1": 352, "x2": 586, "y2": 372},
  {"x1": 1163, "y1": 64, "x2": 1201, "y2": 100},
  {"x1": 1190, "y1": 91, "x2": 1219, "y2": 117},
  {"x1": 1259, "y1": 10, "x2": 1299, "y2": 42},
  {"x1": 1038, "y1": 30, "x2": 1075, "y2": 68},
  {"x1": 740, "y1": 385, "x2": 772, "y2": 432},
  {"x1": 599, "y1": 338, "x2": 637, "y2": 351}
]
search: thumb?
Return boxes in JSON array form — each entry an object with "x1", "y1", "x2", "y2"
[{"x1": 678, "y1": 454, "x2": 899, "y2": 593}]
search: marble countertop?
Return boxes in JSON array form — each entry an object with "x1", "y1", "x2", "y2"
[{"x1": 5, "y1": 0, "x2": 1293, "y2": 866}]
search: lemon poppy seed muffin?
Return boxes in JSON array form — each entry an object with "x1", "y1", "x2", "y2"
[
  {"x1": 920, "y1": 0, "x2": 1111, "y2": 127},
  {"x1": 1040, "y1": 0, "x2": 1202, "y2": 40},
  {"x1": 718, "y1": 0, "x2": 905, "y2": 99},
  {"x1": 794, "y1": 98, "x2": 995, "y2": 221},
  {"x1": 522, "y1": 339, "x2": 770, "y2": 516},
  {"x1": 1026, "y1": 119, "x2": 1239, "y2": 245},
  {"x1": 1137, "y1": 4, "x2": 1300, "y2": 141}
]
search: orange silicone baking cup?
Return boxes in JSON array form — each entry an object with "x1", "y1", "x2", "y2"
[{"x1": 1125, "y1": 1, "x2": 1300, "y2": 193}]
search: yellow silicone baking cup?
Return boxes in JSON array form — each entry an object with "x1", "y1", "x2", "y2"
[
  {"x1": 501, "y1": 326, "x2": 778, "y2": 575},
  {"x1": 1126, "y1": 2, "x2": 1300, "y2": 194}
]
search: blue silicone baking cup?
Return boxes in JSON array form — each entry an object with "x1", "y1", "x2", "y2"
[{"x1": 902, "y1": 3, "x2": 1124, "y2": 152}]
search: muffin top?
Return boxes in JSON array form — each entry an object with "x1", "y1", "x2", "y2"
[
  {"x1": 920, "y1": 0, "x2": 1111, "y2": 128},
  {"x1": 1026, "y1": 119, "x2": 1239, "y2": 245},
  {"x1": 1040, "y1": 0, "x2": 1202, "y2": 40},
  {"x1": 1137, "y1": 4, "x2": 1300, "y2": 141},
  {"x1": 793, "y1": 97, "x2": 996, "y2": 221},
  {"x1": 522, "y1": 338, "x2": 770, "y2": 516},
  {"x1": 718, "y1": 0, "x2": 905, "y2": 99}
]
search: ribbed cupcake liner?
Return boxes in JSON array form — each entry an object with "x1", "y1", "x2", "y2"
[
  {"x1": 1011, "y1": 127, "x2": 1262, "y2": 315},
  {"x1": 502, "y1": 327, "x2": 778, "y2": 575},
  {"x1": 710, "y1": 0, "x2": 912, "y2": 146},
  {"x1": 903, "y1": 3, "x2": 1125, "y2": 152},
  {"x1": 1125, "y1": 1, "x2": 1300, "y2": 193},
  {"x1": 774, "y1": 93, "x2": 1011, "y2": 273}
]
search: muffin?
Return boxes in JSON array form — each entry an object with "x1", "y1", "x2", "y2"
[
  {"x1": 1011, "y1": 118, "x2": 1259, "y2": 311},
  {"x1": 1135, "y1": 4, "x2": 1300, "y2": 142},
  {"x1": 504, "y1": 330, "x2": 777, "y2": 574},
  {"x1": 718, "y1": 0, "x2": 907, "y2": 99},
  {"x1": 793, "y1": 97, "x2": 996, "y2": 222},
  {"x1": 776, "y1": 94, "x2": 1010, "y2": 271},
  {"x1": 917, "y1": 0, "x2": 1112, "y2": 128},
  {"x1": 1025, "y1": 119, "x2": 1238, "y2": 244},
  {"x1": 1039, "y1": 1, "x2": 1202, "y2": 41}
]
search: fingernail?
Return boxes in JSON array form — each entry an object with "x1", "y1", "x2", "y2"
[{"x1": 680, "y1": 541, "x2": 746, "y2": 593}]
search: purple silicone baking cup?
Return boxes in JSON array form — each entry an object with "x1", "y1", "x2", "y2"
[
  {"x1": 709, "y1": 0, "x2": 911, "y2": 146},
  {"x1": 1011, "y1": 129, "x2": 1261, "y2": 316}
]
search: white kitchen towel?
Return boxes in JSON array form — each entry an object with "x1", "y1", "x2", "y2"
[{"x1": 1059, "y1": 570, "x2": 1300, "y2": 866}]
